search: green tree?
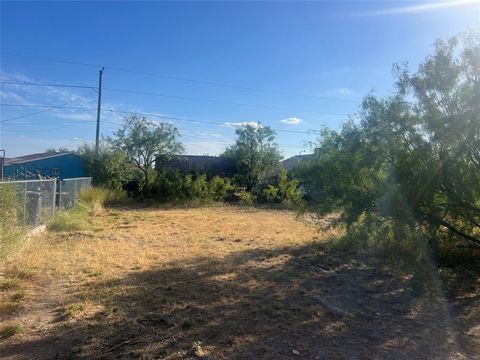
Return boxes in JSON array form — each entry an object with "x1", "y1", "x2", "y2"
[
  {"x1": 45, "y1": 147, "x2": 70, "y2": 153},
  {"x1": 297, "y1": 32, "x2": 480, "y2": 248},
  {"x1": 77, "y1": 143, "x2": 132, "y2": 191},
  {"x1": 109, "y1": 114, "x2": 184, "y2": 187},
  {"x1": 223, "y1": 124, "x2": 282, "y2": 191}
]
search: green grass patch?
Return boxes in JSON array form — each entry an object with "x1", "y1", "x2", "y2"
[
  {"x1": 1, "y1": 278, "x2": 21, "y2": 290},
  {"x1": 48, "y1": 187, "x2": 124, "y2": 232},
  {"x1": 9, "y1": 289, "x2": 27, "y2": 302},
  {"x1": 62, "y1": 302, "x2": 85, "y2": 319},
  {"x1": 48, "y1": 205, "x2": 89, "y2": 232},
  {"x1": 6, "y1": 266, "x2": 34, "y2": 280},
  {"x1": 81, "y1": 187, "x2": 130, "y2": 207},
  {"x1": 0, "y1": 324, "x2": 21, "y2": 339}
]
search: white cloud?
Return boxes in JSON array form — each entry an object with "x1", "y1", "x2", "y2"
[
  {"x1": 353, "y1": 0, "x2": 478, "y2": 17},
  {"x1": 336, "y1": 88, "x2": 353, "y2": 95},
  {"x1": 280, "y1": 117, "x2": 302, "y2": 125},
  {"x1": 223, "y1": 121, "x2": 262, "y2": 129},
  {"x1": 0, "y1": 90, "x2": 30, "y2": 103},
  {"x1": 183, "y1": 140, "x2": 230, "y2": 156},
  {"x1": 53, "y1": 111, "x2": 96, "y2": 122}
]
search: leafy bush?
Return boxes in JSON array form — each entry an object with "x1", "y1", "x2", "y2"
[
  {"x1": 209, "y1": 176, "x2": 233, "y2": 201},
  {"x1": 256, "y1": 169, "x2": 304, "y2": 208},
  {"x1": 77, "y1": 143, "x2": 132, "y2": 191},
  {"x1": 237, "y1": 190, "x2": 256, "y2": 205},
  {"x1": 154, "y1": 171, "x2": 233, "y2": 203},
  {"x1": 263, "y1": 185, "x2": 279, "y2": 202}
]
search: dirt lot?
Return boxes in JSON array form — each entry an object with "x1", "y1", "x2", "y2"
[{"x1": 1, "y1": 205, "x2": 479, "y2": 359}]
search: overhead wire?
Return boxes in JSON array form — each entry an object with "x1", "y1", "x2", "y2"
[
  {"x1": 1, "y1": 81, "x2": 348, "y2": 116},
  {"x1": 0, "y1": 81, "x2": 96, "y2": 90},
  {"x1": 0, "y1": 103, "x2": 324, "y2": 135},
  {"x1": 0, "y1": 104, "x2": 312, "y2": 149},
  {"x1": 0, "y1": 107, "x2": 57, "y2": 123},
  {"x1": 1, "y1": 51, "x2": 361, "y2": 103}
]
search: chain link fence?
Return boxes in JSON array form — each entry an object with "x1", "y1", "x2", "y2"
[
  {"x1": 0, "y1": 177, "x2": 91, "y2": 228},
  {"x1": 58, "y1": 177, "x2": 92, "y2": 210}
]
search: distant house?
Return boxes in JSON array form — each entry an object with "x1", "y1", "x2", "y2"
[
  {"x1": 3, "y1": 152, "x2": 87, "y2": 180},
  {"x1": 155, "y1": 155, "x2": 236, "y2": 178},
  {"x1": 281, "y1": 154, "x2": 315, "y2": 171}
]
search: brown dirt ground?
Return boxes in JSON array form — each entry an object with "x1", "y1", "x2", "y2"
[{"x1": 0, "y1": 205, "x2": 479, "y2": 359}]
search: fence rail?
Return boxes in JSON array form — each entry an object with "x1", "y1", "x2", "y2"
[{"x1": 0, "y1": 177, "x2": 91, "y2": 228}]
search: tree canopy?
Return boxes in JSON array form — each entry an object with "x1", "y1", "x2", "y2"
[
  {"x1": 223, "y1": 124, "x2": 282, "y2": 190},
  {"x1": 109, "y1": 114, "x2": 184, "y2": 186},
  {"x1": 296, "y1": 32, "x2": 480, "y2": 248}
]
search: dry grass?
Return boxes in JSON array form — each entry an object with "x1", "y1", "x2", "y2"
[
  {"x1": 8, "y1": 206, "x2": 326, "y2": 278},
  {"x1": 0, "y1": 205, "x2": 478, "y2": 359}
]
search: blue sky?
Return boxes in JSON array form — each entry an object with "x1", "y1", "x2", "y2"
[{"x1": 1, "y1": 1, "x2": 479, "y2": 158}]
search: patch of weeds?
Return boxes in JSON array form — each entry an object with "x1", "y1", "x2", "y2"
[
  {"x1": 95, "y1": 305, "x2": 119, "y2": 319},
  {"x1": 62, "y1": 302, "x2": 85, "y2": 319},
  {"x1": 5, "y1": 266, "x2": 34, "y2": 279},
  {"x1": 87, "y1": 271, "x2": 103, "y2": 278},
  {"x1": 0, "y1": 324, "x2": 21, "y2": 339},
  {"x1": 1, "y1": 278, "x2": 21, "y2": 290},
  {"x1": 48, "y1": 206, "x2": 89, "y2": 232},
  {"x1": 0, "y1": 302, "x2": 21, "y2": 316},
  {"x1": 9, "y1": 289, "x2": 26, "y2": 302},
  {"x1": 0, "y1": 228, "x2": 26, "y2": 262}
]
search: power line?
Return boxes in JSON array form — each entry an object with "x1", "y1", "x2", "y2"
[
  {"x1": 1, "y1": 51, "x2": 361, "y2": 103},
  {"x1": 0, "y1": 107, "x2": 57, "y2": 123},
  {"x1": 103, "y1": 87, "x2": 347, "y2": 116},
  {"x1": 0, "y1": 81, "x2": 96, "y2": 90},
  {"x1": 1, "y1": 80, "x2": 348, "y2": 116},
  {"x1": 0, "y1": 105, "x2": 312, "y2": 148},
  {"x1": 0, "y1": 103, "x2": 97, "y2": 111},
  {"x1": 0, "y1": 103, "x2": 323, "y2": 135}
]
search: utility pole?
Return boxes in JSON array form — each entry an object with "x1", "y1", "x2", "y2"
[{"x1": 95, "y1": 67, "x2": 104, "y2": 155}]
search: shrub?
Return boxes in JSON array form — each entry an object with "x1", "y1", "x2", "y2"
[
  {"x1": 77, "y1": 143, "x2": 132, "y2": 191},
  {"x1": 209, "y1": 176, "x2": 233, "y2": 201},
  {"x1": 263, "y1": 185, "x2": 279, "y2": 202},
  {"x1": 238, "y1": 190, "x2": 256, "y2": 205},
  {"x1": 192, "y1": 174, "x2": 210, "y2": 200},
  {"x1": 256, "y1": 169, "x2": 304, "y2": 208},
  {"x1": 154, "y1": 171, "x2": 233, "y2": 203}
]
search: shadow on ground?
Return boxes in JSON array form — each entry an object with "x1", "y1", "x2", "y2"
[{"x1": 2, "y1": 241, "x2": 477, "y2": 359}]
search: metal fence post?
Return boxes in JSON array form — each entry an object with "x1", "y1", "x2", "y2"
[
  {"x1": 58, "y1": 180, "x2": 62, "y2": 210},
  {"x1": 52, "y1": 179, "x2": 57, "y2": 216},
  {"x1": 23, "y1": 182, "x2": 27, "y2": 226},
  {"x1": 74, "y1": 180, "x2": 78, "y2": 205}
]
